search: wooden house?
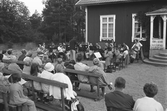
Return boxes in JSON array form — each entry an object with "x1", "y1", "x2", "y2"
[{"x1": 76, "y1": 0, "x2": 167, "y2": 60}]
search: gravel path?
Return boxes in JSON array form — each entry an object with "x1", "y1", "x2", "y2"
[{"x1": 79, "y1": 61, "x2": 167, "y2": 111}]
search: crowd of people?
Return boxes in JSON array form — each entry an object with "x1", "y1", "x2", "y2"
[{"x1": 0, "y1": 37, "x2": 165, "y2": 111}]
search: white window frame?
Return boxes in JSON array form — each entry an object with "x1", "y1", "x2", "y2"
[
  {"x1": 132, "y1": 13, "x2": 146, "y2": 42},
  {"x1": 100, "y1": 15, "x2": 116, "y2": 41}
]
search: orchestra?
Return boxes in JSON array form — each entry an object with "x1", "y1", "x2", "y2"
[{"x1": 36, "y1": 38, "x2": 142, "y2": 70}]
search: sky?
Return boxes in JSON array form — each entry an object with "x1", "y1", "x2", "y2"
[{"x1": 19, "y1": 0, "x2": 45, "y2": 15}]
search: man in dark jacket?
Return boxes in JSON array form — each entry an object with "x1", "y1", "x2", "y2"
[
  {"x1": 105, "y1": 77, "x2": 135, "y2": 111},
  {"x1": 69, "y1": 37, "x2": 78, "y2": 61}
]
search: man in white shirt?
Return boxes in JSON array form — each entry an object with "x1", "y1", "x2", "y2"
[
  {"x1": 133, "y1": 82, "x2": 164, "y2": 111},
  {"x1": 74, "y1": 53, "x2": 89, "y2": 82}
]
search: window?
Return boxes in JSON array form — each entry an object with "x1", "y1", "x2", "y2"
[
  {"x1": 100, "y1": 15, "x2": 116, "y2": 41},
  {"x1": 132, "y1": 14, "x2": 146, "y2": 42}
]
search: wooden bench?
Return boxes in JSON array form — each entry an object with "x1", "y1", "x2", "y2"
[
  {"x1": 64, "y1": 68, "x2": 106, "y2": 101},
  {"x1": 21, "y1": 73, "x2": 68, "y2": 111},
  {"x1": 1, "y1": 67, "x2": 68, "y2": 111}
]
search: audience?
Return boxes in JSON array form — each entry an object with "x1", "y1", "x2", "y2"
[
  {"x1": 23, "y1": 51, "x2": 33, "y2": 75},
  {"x1": 74, "y1": 53, "x2": 89, "y2": 90},
  {"x1": 105, "y1": 77, "x2": 135, "y2": 111},
  {"x1": 18, "y1": 49, "x2": 27, "y2": 70},
  {"x1": 49, "y1": 64, "x2": 75, "y2": 100},
  {"x1": 133, "y1": 82, "x2": 164, "y2": 111},
  {"x1": 40, "y1": 62, "x2": 54, "y2": 94},
  {"x1": 88, "y1": 58, "x2": 109, "y2": 94},
  {"x1": 9, "y1": 73, "x2": 37, "y2": 111}
]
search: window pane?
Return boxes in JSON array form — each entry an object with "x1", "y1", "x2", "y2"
[
  {"x1": 108, "y1": 33, "x2": 113, "y2": 37},
  {"x1": 102, "y1": 18, "x2": 107, "y2": 22},
  {"x1": 102, "y1": 33, "x2": 107, "y2": 37},
  {"x1": 109, "y1": 17, "x2": 114, "y2": 22}
]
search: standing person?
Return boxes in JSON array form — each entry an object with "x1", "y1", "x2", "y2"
[
  {"x1": 18, "y1": 49, "x2": 27, "y2": 70},
  {"x1": 133, "y1": 82, "x2": 164, "y2": 111},
  {"x1": 69, "y1": 36, "x2": 78, "y2": 61},
  {"x1": 105, "y1": 77, "x2": 135, "y2": 111}
]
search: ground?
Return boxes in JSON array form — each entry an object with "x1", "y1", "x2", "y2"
[{"x1": 79, "y1": 61, "x2": 167, "y2": 111}]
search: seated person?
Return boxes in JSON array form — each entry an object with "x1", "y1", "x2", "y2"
[
  {"x1": 30, "y1": 63, "x2": 42, "y2": 98},
  {"x1": 88, "y1": 58, "x2": 109, "y2": 94},
  {"x1": 49, "y1": 64, "x2": 75, "y2": 100},
  {"x1": 74, "y1": 53, "x2": 90, "y2": 82},
  {"x1": 9, "y1": 73, "x2": 37, "y2": 111},
  {"x1": 74, "y1": 53, "x2": 90, "y2": 90},
  {"x1": 64, "y1": 60, "x2": 79, "y2": 89},
  {"x1": 133, "y1": 82, "x2": 164, "y2": 111},
  {"x1": 6, "y1": 49, "x2": 17, "y2": 60},
  {"x1": 23, "y1": 52, "x2": 33, "y2": 75},
  {"x1": 104, "y1": 47, "x2": 114, "y2": 69},
  {"x1": 40, "y1": 62, "x2": 54, "y2": 94},
  {"x1": 105, "y1": 77, "x2": 135, "y2": 111}
]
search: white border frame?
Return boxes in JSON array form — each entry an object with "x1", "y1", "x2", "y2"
[{"x1": 100, "y1": 15, "x2": 116, "y2": 41}]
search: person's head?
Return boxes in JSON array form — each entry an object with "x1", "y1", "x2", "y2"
[
  {"x1": 57, "y1": 58, "x2": 63, "y2": 64},
  {"x1": 44, "y1": 62, "x2": 54, "y2": 72},
  {"x1": 69, "y1": 60, "x2": 76, "y2": 65},
  {"x1": 7, "y1": 49, "x2": 13, "y2": 55},
  {"x1": 9, "y1": 73, "x2": 21, "y2": 83},
  {"x1": 30, "y1": 63, "x2": 39, "y2": 76},
  {"x1": 114, "y1": 77, "x2": 126, "y2": 89},
  {"x1": 93, "y1": 58, "x2": 100, "y2": 65},
  {"x1": 76, "y1": 53, "x2": 83, "y2": 62},
  {"x1": 2, "y1": 50, "x2": 6, "y2": 54},
  {"x1": 143, "y1": 82, "x2": 158, "y2": 98},
  {"x1": 26, "y1": 51, "x2": 32, "y2": 57},
  {"x1": 21, "y1": 49, "x2": 27, "y2": 55},
  {"x1": 55, "y1": 64, "x2": 64, "y2": 73},
  {"x1": 37, "y1": 51, "x2": 44, "y2": 59}
]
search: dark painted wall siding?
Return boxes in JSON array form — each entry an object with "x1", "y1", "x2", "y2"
[{"x1": 87, "y1": 1, "x2": 167, "y2": 56}]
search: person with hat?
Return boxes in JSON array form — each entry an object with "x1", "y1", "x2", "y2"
[
  {"x1": 40, "y1": 62, "x2": 54, "y2": 94},
  {"x1": 88, "y1": 58, "x2": 109, "y2": 93}
]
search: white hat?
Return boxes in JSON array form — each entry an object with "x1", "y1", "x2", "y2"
[{"x1": 44, "y1": 62, "x2": 54, "y2": 72}]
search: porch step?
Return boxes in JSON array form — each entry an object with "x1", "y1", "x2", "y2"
[
  {"x1": 144, "y1": 52, "x2": 167, "y2": 66},
  {"x1": 149, "y1": 57, "x2": 167, "y2": 63},
  {"x1": 143, "y1": 59, "x2": 167, "y2": 66},
  {"x1": 159, "y1": 53, "x2": 167, "y2": 56},
  {"x1": 153, "y1": 55, "x2": 167, "y2": 59}
]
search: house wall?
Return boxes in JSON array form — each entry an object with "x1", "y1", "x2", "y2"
[{"x1": 87, "y1": 1, "x2": 167, "y2": 57}]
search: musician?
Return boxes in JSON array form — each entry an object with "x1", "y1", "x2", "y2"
[
  {"x1": 57, "y1": 43, "x2": 67, "y2": 61},
  {"x1": 48, "y1": 42, "x2": 57, "y2": 63},
  {"x1": 69, "y1": 36, "x2": 79, "y2": 61}
]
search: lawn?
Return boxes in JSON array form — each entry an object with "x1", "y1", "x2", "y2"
[{"x1": 79, "y1": 61, "x2": 167, "y2": 111}]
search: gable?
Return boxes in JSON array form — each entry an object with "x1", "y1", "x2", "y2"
[{"x1": 76, "y1": 0, "x2": 151, "y2": 6}]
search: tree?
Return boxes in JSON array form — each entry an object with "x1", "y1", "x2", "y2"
[
  {"x1": 41, "y1": 0, "x2": 85, "y2": 43},
  {"x1": 0, "y1": 0, "x2": 30, "y2": 43}
]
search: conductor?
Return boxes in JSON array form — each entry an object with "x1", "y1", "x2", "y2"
[{"x1": 69, "y1": 36, "x2": 78, "y2": 61}]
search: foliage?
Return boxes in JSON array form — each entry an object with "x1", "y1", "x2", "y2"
[
  {"x1": 41, "y1": 0, "x2": 85, "y2": 43},
  {"x1": 0, "y1": 0, "x2": 30, "y2": 43},
  {"x1": 136, "y1": 4, "x2": 163, "y2": 38},
  {"x1": 0, "y1": 0, "x2": 85, "y2": 45}
]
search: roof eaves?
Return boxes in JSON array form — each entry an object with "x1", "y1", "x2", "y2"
[{"x1": 76, "y1": 0, "x2": 151, "y2": 6}]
